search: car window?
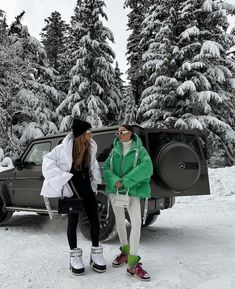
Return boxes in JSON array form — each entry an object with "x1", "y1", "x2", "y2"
[
  {"x1": 24, "y1": 142, "x2": 51, "y2": 165},
  {"x1": 93, "y1": 132, "x2": 115, "y2": 162}
]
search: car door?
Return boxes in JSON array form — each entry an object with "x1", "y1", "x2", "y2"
[{"x1": 12, "y1": 141, "x2": 52, "y2": 207}]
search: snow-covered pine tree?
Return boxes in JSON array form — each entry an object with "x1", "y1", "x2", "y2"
[
  {"x1": 113, "y1": 61, "x2": 125, "y2": 124},
  {"x1": 8, "y1": 12, "x2": 59, "y2": 148},
  {"x1": 138, "y1": 0, "x2": 235, "y2": 167},
  {"x1": 119, "y1": 85, "x2": 137, "y2": 124},
  {"x1": 0, "y1": 40, "x2": 23, "y2": 157},
  {"x1": 57, "y1": 0, "x2": 120, "y2": 129},
  {"x1": 226, "y1": 45, "x2": 235, "y2": 132},
  {"x1": 114, "y1": 61, "x2": 124, "y2": 96},
  {"x1": 124, "y1": 0, "x2": 154, "y2": 105},
  {"x1": 0, "y1": 9, "x2": 7, "y2": 44},
  {"x1": 40, "y1": 11, "x2": 70, "y2": 95}
]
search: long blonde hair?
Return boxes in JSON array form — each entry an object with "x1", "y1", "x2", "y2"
[{"x1": 73, "y1": 133, "x2": 91, "y2": 169}]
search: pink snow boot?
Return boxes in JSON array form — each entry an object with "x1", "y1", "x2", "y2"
[
  {"x1": 127, "y1": 255, "x2": 150, "y2": 281},
  {"x1": 112, "y1": 245, "x2": 129, "y2": 267}
]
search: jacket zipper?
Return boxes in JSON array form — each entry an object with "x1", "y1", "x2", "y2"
[
  {"x1": 120, "y1": 155, "x2": 125, "y2": 177},
  {"x1": 120, "y1": 148, "x2": 138, "y2": 177}
]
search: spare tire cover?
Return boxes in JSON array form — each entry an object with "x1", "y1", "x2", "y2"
[{"x1": 156, "y1": 142, "x2": 201, "y2": 190}]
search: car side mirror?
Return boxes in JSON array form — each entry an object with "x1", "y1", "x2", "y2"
[
  {"x1": 14, "y1": 159, "x2": 36, "y2": 169},
  {"x1": 14, "y1": 158, "x2": 23, "y2": 170}
]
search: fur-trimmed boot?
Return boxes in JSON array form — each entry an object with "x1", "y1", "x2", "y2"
[
  {"x1": 112, "y1": 245, "x2": 129, "y2": 267},
  {"x1": 90, "y1": 246, "x2": 106, "y2": 273},
  {"x1": 127, "y1": 255, "x2": 150, "y2": 281},
  {"x1": 69, "y1": 248, "x2": 85, "y2": 275}
]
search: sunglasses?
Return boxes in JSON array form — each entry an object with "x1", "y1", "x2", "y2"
[{"x1": 115, "y1": 130, "x2": 130, "y2": 136}]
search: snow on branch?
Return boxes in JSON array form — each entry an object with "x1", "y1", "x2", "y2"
[
  {"x1": 177, "y1": 81, "x2": 196, "y2": 95},
  {"x1": 180, "y1": 26, "x2": 200, "y2": 41},
  {"x1": 202, "y1": 0, "x2": 213, "y2": 13},
  {"x1": 222, "y1": 1, "x2": 235, "y2": 16},
  {"x1": 200, "y1": 41, "x2": 224, "y2": 58},
  {"x1": 196, "y1": 91, "x2": 219, "y2": 113},
  {"x1": 155, "y1": 76, "x2": 178, "y2": 86}
]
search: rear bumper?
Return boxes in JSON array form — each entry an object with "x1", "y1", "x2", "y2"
[{"x1": 140, "y1": 196, "x2": 175, "y2": 215}]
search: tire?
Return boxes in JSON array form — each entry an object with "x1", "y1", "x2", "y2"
[
  {"x1": 78, "y1": 192, "x2": 117, "y2": 242},
  {"x1": 0, "y1": 194, "x2": 13, "y2": 224},
  {"x1": 142, "y1": 213, "x2": 159, "y2": 227},
  {"x1": 155, "y1": 142, "x2": 201, "y2": 190}
]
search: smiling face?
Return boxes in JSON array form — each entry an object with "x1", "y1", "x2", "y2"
[{"x1": 116, "y1": 126, "x2": 132, "y2": 142}]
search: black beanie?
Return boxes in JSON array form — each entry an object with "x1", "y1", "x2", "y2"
[{"x1": 72, "y1": 118, "x2": 91, "y2": 138}]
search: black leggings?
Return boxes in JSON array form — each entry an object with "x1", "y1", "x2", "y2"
[{"x1": 67, "y1": 189, "x2": 100, "y2": 249}]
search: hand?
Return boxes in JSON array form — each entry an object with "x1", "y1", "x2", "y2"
[{"x1": 115, "y1": 181, "x2": 122, "y2": 188}]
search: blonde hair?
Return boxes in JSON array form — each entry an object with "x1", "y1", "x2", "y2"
[{"x1": 73, "y1": 132, "x2": 91, "y2": 169}]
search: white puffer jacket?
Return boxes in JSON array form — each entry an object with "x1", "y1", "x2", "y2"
[{"x1": 40, "y1": 133, "x2": 102, "y2": 198}]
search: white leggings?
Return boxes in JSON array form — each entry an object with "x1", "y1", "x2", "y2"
[{"x1": 111, "y1": 196, "x2": 141, "y2": 256}]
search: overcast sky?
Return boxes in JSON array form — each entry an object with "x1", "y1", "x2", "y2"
[
  {"x1": 1, "y1": 0, "x2": 235, "y2": 81},
  {"x1": 1, "y1": 0, "x2": 130, "y2": 80}
]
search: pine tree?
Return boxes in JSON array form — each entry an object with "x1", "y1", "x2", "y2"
[
  {"x1": 0, "y1": 9, "x2": 8, "y2": 44},
  {"x1": 58, "y1": 0, "x2": 119, "y2": 131},
  {"x1": 124, "y1": 0, "x2": 154, "y2": 105},
  {"x1": 113, "y1": 61, "x2": 125, "y2": 124},
  {"x1": 41, "y1": 11, "x2": 69, "y2": 71},
  {"x1": 0, "y1": 42, "x2": 23, "y2": 157},
  {"x1": 138, "y1": 0, "x2": 235, "y2": 167},
  {"x1": 120, "y1": 85, "x2": 136, "y2": 124},
  {"x1": 114, "y1": 61, "x2": 124, "y2": 95},
  {"x1": 8, "y1": 12, "x2": 59, "y2": 148},
  {"x1": 57, "y1": 0, "x2": 121, "y2": 129},
  {"x1": 40, "y1": 11, "x2": 70, "y2": 94}
]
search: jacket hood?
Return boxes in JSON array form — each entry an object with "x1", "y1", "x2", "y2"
[
  {"x1": 62, "y1": 132, "x2": 74, "y2": 146},
  {"x1": 113, "y1": 133, "x2": 143, "y2": 153}
]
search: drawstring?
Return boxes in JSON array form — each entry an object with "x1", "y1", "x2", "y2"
[
  {"x1": 133, "y1": 149, "x2": 138, "y2": 167},
  {"x1": 142, "y1": 198, "x2": 148, "y2": 225},
  {"x1": 106, "y1": 195, "x2": 110, "y2": 219},
  {"x1": 43, "y1": 196, "x2": 53, "y2": 220}
]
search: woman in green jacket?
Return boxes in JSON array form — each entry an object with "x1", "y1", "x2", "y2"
[{"x1": 103, "y1": 124, "x2": 153, "y2": 281}]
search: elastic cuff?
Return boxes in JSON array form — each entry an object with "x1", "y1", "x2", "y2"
[
  {"x1": 127, "y1": 255, "x2": 141, "y2": 266},
  {"x1": 120, "y1": 244, "x2": 129, "y2": 255}
]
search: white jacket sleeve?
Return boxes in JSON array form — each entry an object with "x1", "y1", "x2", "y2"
[
  {"x1": 41, "y1": 145, "x2": 73, "y2": 196},
  {"x1": 90, "y1": 159, "x2": 102, "y2": 184},
  {"x1": 90, "y1": 140, "x2": 102, "y2": 189}
]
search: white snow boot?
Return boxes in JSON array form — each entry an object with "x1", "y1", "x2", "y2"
[
  {"x1": 90, "y1": 246, "x2": 106, "y2": 273},
  {"x1": 69, "y1": 248, "x2": 85, "y2": 275}
]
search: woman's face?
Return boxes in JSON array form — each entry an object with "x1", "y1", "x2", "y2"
[
  {"x1": 116, "y1": 126, "x2": 132, "y2": 142},
  {"x1": 85, "y1": 129, "x2": 92, "y2": 141}
]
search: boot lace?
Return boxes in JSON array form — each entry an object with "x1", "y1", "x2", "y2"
[
  {"x1": 134, "y1": 263, "x2": 148, "y2": 277},
  {"x1": 115, "y1": 253, "x2": 127, "y2": 263}
]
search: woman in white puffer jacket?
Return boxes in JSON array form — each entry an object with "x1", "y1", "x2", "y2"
[{"x1": 40, "y1": 118, "x2": 106, "y2": 275}]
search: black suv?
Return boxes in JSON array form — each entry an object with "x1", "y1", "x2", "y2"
[{"x1": 0, "y1": 125, "x2": 210, "y2": 240}]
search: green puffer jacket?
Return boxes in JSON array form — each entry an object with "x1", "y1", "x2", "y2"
[{"x1": 103, "y1": 134, "x2": 153, "y2": 198}]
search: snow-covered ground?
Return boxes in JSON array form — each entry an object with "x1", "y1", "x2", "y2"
[{"x1": 0, "y1": 166, "x2": 235, "y2": 289}]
